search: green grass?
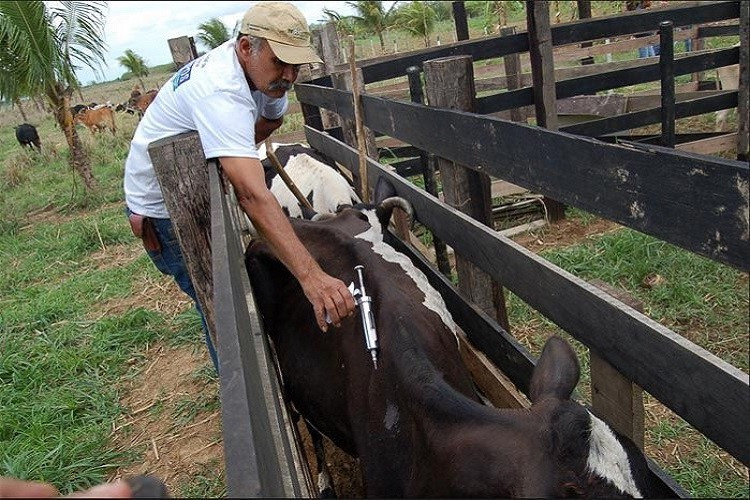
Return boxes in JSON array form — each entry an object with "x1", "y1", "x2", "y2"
[{"x1": 0, "y1": 113, "x2": 213, "y2": 494}]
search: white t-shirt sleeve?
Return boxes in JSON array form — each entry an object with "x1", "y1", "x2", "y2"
[
  {"x1": 192, "y1": 91, "x2": 259, "y2": 159},
  {"x1": 261, "y1": 95, "x2": 288, "y2": 120}
]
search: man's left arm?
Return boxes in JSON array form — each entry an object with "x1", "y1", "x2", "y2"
[{"x1": 255, "y1": 116, "x2": 283, "y2": 144}]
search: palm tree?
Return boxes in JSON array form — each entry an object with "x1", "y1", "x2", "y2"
[
  {"x1": 321, "y1": 7, "x2": 359, "y2": 38},
  {"x1": 394, "y1": 2, "x2": 437, "y2": 48},
  {"x1": 117, "y1": 49, "x2": 149, "y2": 90},
  {"x1": 196, "y1": 17, "x2": 230, "y2": 50},
  {"x1": 345, "y1": 1, "x2": 400, "y2": 54},
  {"x1": 0, "y1": 0, "x2": 107, "y2": 192}
]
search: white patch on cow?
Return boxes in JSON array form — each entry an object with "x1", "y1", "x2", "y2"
[
  {"x1": 270, "y1": 154, "x2": 360, "y2": 218},
  {"x1": 384, "y1": 401, "x2": 399, "y2": 431},
  {"x1": 737, "y1": 174, "x2": 749, "y2": 241},
  {"x1": 587, "y1": 413, "x2": 642, "y2": 498},
  {"x1": 317, "y1": 469, "x2": 333, "y2": 495},
  {"x1": 355, "y1": 209, "x2": 460, "y2": 348},
  {"x1": 256, "y1": 142, "x2": 297, "y2": 161}
]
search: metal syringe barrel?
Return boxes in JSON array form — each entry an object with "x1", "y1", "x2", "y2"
[{"x1": 355, "y1": 265, "x2": 379, "y2": 368}]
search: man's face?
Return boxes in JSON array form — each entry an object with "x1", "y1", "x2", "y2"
[{"x1": 239, "y1": 36, "x2": 300, "y2": 98}]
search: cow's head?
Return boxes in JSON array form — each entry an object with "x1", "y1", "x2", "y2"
[{"x1": 516, "y1": 336, "x2": 669, "y2": 497}]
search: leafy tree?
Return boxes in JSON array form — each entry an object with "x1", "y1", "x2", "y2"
[
  {"x1": 0, "y1": 0, "x2": 107, "y2": 192},
  {"x1": 345, "y1": 1, "x2": 400, "y2": 53},
  {"x1": 116, "y1": 49, "x2": 148, "y2": 90},
  {"x1": 196, "y1": 17, "x2": 230, "y2": 50},
  {"x1": 427, "y1": 1, "x2": 453, "y2": 22},
  {"x1": 394, "y1": 1, "x2": 437, "y2": 47},
  {"x1": 321, "y1": 6, "x2": 359, "y2": 38}
]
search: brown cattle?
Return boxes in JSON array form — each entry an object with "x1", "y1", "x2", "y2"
[
  {"x1": 74, "y1": 106, "x2": 116, "y2": 135},
  {"x1": 127, "y1": 89, "x2": 158, "y2": 118}
]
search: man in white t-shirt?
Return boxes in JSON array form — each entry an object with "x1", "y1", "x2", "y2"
[{"x1": 124, "y1": 2, "x2": 355, "y2": 371}]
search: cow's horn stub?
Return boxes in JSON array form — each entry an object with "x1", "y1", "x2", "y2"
[{"x1": 376, "y1": 196, "x2": 413, "y2": 229}]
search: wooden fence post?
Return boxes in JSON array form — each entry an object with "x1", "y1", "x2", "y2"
[
  {"x1": 501, "y1": 26, "x2": 525, "y2": 123},
  {"x1": 576, "y1": 0, "x2": 595, "y2": 67},
  {"x1": 738, "y1": 0, "x2": 749, "y2": 161},
  {"x1": 452, "y1": 1, "x2": 470, "y2": 41},
  {"x1": 526, "y1": 1, "x2": 566, "y2": 222},
  {"x1": 423, "y1": 56, "x2": 511, "y2": 332},
  {"x1": 589, "y1": 280, "x2": 645, "y2": 450},
  {"x1": 148, "y1": 132, "x2": 215, "y2": 342},
  {"x1": 659, "y1": 21, "x2": 676, "y2": 148},
  {"x1": 167, "y1": 36, "x2": 198, "y2": 70},
  {"x1": 407, "y1": 65, "x2": 452, "y2": 277},
  {"x1": 315, "y1": 22, "x2": 344, "y2": 131}
]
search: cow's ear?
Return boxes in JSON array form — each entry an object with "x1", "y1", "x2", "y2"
[
  {"x1": 528, "y1": 336, "x2": 579, "y2": 403},
  {"x1": 373, "y1": 176, "x2": 396, "y2": 205}
]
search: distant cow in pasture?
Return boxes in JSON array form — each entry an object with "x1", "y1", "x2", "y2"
[
  {"x1": 244, "y1": 181, "x2": 671, "y2": 498},
  {"x1": 74, "y1": 106, "x2": 116, "y2": 135},
  {"x1": 70, "y1": 104, "x2": 89, "y2": 117},
  {"x1": 15, "y1": 123, "x2": 41, "y2": 150},
  {"x1": 715, "y1": 62, "x2": 739, "y2": 132},
  {"x1": 127, "y1": 89, "x2": 158, "y2": 119}
]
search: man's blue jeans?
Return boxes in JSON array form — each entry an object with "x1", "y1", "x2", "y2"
[{"x1": 126, "y1": 207, "x2": 219, "y2": 372}]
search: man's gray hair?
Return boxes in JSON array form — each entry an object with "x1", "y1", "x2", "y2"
[{"x1": 237, "y1": 33, "x2": 264, "y2": 54}]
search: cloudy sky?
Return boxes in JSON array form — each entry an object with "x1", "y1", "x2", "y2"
[{"x1": 76, "y1": 1, "x2": 360, "y2": 85}]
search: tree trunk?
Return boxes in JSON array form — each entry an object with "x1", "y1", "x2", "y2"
[
  {"x1": 49, "y1": 85, "x2": 97, "y2": 192},
  {"x1": 138, "y1": 76, "x2": 147, "y2": 91},
  {"x1": 13, "y1": 97, "x2": 28, "y2": 122},
  {"x1": 377, "y1": 30, "x2": 385, "y2": 54}
]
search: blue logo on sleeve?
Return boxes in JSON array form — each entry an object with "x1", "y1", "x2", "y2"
[{"x1": 172, "y1": 60, "x2": 195, "y2": 90}]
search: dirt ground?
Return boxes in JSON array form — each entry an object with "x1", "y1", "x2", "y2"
[{"x1": 106, "y1": 214, "x2": 621, "y2": 497}]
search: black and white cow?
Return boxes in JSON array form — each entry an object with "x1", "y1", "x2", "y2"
[
  {"x1": 15, "y1": 123, "x2": 41, "y2": 150},
  {"x1": 260, "y1": 143, "x2": 360, "y2": 218},
  {"x1": 245, "y1": 182, "x2": 671, "y2": 498}
]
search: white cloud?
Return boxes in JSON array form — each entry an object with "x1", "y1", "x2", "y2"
[{"x1": 76, "y1": 1, "x2": 359, "y2": 85}]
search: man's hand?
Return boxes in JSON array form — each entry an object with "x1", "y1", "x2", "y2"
[
  {"x1": 0, "y1": 477, "x2": 131, "y2": 498},
  {"x1": 299, "y1": 266, "x2": 356, "y2": 332}
]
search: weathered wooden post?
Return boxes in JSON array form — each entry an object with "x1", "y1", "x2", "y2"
[
  {"x1": 589, "y1": 280, "x2": 646, "y2": 450},
  {"x1": 501, "y1": 26, "x2": 525, "y2": 123},
  {"x1": 452, "y1": 1, "x2": 470, "y2": 41},
  {"x1": 312, "y1": 22, "x2": 344, "y2": 131},
  {"x1": 576, "y1": 0, "x2": 595, "y2": 67},
  {"x1": 148, "y1": 133, "x2": 215, "y2": 341},
  {"x1": 738, "y1": 0, "x2": 749, "y2": 161},
  {"x1": 407, "y1": 65, "x2": 452, "y2": 277},
  {"x1": 167, "y1": 36, "x2": 198, "y2": 70},
  {"x1": 659, "y1": 21, "x2": 676, "y2": 148},
  {"x1": 526, "y1": 0, "x2": 566, "y2": 222},
  {"x1": 423, "y1": 56, "x2": 510, "y2": 332}
]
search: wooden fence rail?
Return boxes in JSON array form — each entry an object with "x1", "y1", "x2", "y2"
[{"x1": 296, "y1": 83, "x2": 749, "y2": 271}]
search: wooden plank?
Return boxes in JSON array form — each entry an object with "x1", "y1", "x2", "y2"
[
  {"x1": 676, "y1": 132, "x2": 737, "y2": 154},
  {"x1": 561, "y1": 90, "x2": 738, "y2": 136},
  {"x1": 698, "y1": 23, "x2": 740, "y2": 37},
  {"x1": 452, "y1": 1, "x2": 469, "y2": 41},
  {"x1": 305, "y1": 126, "x2": 750, "y2": 466},
  {"x1": 527, "y1": 0, "x2": 565, "y2": 221},
  {"x1": 297, "y1": 84, "x2": 749, "y2": 270},
  {"x1": 211, "y1": 162, "x2": 305, "y2": 497},
  {"x1": 458, "y1": 332, "x2": 530, "y2": 409},
  {"x1": 588, "y1": 279, "x2": 646, "y2": 451},
  {"x1": 502, "y1": 26, "x2": 525, "y2": 123},
  {"x1": 148, "y1": 132, "x2": 215, "y2": 340},
  {"x1": 476, "y1": 46, "x2": 740, "y2": 114},
  {"x1": 738, "y1": 0, "x2": 749, "y2": 160},
  {"x1": 660, "y1": 21, "x2": 677, "y2": 147},
  {"x1": 424, "y1": 55, "x2": 509, "y2": 329}
]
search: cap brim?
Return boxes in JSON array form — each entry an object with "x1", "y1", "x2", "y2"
[{"x1": 267, "y1": 39, "x2": 323, "y2": 65}]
